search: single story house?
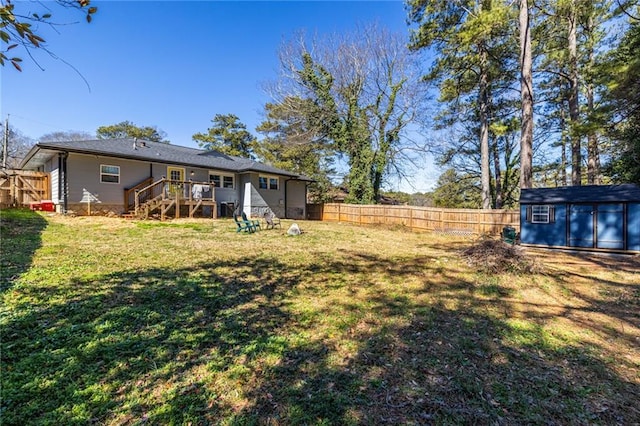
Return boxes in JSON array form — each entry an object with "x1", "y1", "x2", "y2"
[
  {"x1": 520, "y1": 184, "x2": 640, "y2": 253},
  {"x1": 19, "y1": 138, "x2": 312, "y2": 219}
]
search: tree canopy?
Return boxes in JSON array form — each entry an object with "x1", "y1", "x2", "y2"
[
  {"x1": 39, "y1": 130, "x2": 94, "y2": 142},
  {"x1": 602, "y1": 18, "x2": 640, "y2": 183},
  {"x1": 192, "y1": 114, "x2": 256, "y2": 159},
  {"x1": 0, "y1": 123, "x2": 34, "y2": 169},
  {"x1": 255, "y1": 97, "x2": 335, "y2": 202},
  {"x1": 96, "y1": 121, "x2": 169, "y2": 143},
  {"x1": 407, "y1": 0, "x2": 640, "y2": 208},
  {"x1": 267, "y1": 24, "x2": 426, "y2": 204}
]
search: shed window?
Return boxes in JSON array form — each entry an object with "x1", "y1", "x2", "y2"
[
  {"x1": 100, "y1": 165, "x2": 120, "y2": 184},
  {"x1": 526, "y1": 205, "x2": 555, "y2": 223}
]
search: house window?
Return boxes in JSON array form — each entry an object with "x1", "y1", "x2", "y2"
[
  {"x1": 209, "y1": 173, "x2": 234, "y2": 189},
  {"x1": 259, "y1": 175, "x2": 279, "y2": 190},
  {"x1": 223, "y1": 176, "x2": 234, "y2": 189},
  {"x1": 269, "y1": 177, "x2": 279, "y2": 190},
  {"x1": 527, "y1": 205, "x2": 555, "y2": 223},
  {"x1": 100, "y1": 165, "x2": 120, "y2": 184}
]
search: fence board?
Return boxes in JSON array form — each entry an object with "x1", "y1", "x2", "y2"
[
  {"x1": 0, "y1": 171, "x2": 50, "y2": 208},
  {"x1": 321, "y1": 203, "x2": 519, "y2": 235}
]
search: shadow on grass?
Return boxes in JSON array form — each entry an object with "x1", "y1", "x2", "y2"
[
  {"x1": 236, "y1": 251, "x2": 639, "y2": 424},
  {"x1": 2, "y1": 249, "x2": 639, "y2": 424},
  {"x1": 0, "y1": 208, "x2": 48, "y2": 292}
]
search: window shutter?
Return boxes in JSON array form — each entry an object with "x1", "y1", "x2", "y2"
[
  {"x1": 526, "y1": 205, "x2": 532, "y2": 223},
  {"x1": 549, "y1": 206, "x2": 556, "y2": 223}
]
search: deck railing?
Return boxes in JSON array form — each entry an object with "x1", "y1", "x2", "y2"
[
  {"x1": 134, "y1": 178, "x2": 216, "y2": 217},
  {"x1": 124, "y1": 177, "x2": 154, "y2": 212}
]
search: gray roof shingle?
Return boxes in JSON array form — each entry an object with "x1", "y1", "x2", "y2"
[
  {"x1": 520, "y1": 184, "x2": 640, "y2": 203},
  {"x1": 21, "y1": 138, "x2": 310, "y2": 179}
]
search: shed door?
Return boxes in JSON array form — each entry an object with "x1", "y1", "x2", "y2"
[
  {"x1": 569, "y1": 204, "x2": 594, "y2": 248},
  {"x1": 596, "y1": 204, "x2": 624, "y2": 249}
]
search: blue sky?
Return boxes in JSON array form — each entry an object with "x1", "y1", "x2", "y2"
[{"x1": 1, "y1": 1, "x2": 438, "y2": 192}]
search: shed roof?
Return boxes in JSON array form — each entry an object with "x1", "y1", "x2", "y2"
[
  {"x1": 20, "y1": 138, "x2": 312, "y2": 180},
  {"x1": 520, "y1": 184, "x2": 640, "y2": 204}
]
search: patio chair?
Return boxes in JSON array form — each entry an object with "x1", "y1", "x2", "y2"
[
  {"x1": 233, "y1": 213, "x2": 256, "y2": 233},
  {"x1": 241, "y1": 212, "x2": 261, "y2": 231},
  {"x1": 263, "y1": 212, "x2": 281, "y2": 229}
]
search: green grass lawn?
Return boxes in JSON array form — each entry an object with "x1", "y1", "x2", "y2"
[{"x1": 2, "y1": 209, "x2": 639, "y2": 425}]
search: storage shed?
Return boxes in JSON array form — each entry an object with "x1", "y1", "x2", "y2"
[{"x1": 519, "y1": 184, "x2": 640, "y2": 253}]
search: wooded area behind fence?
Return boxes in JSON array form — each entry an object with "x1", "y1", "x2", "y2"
[
  {"x1": 315, "y1": 203, "x2": 520, "y2": 235},
  {"x1": 0, "y1": 171, "x2": 50, "y2": 208}
]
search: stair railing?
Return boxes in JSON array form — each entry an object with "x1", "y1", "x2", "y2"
[
  {"x1": 124, "y1": 177, "x2": 154, "y2": 212},
  {"x1": 134, "y1": 178, "x2": 167, "y2": 216},
  {"x1": 134, "y1": 178, "x2": 216, "y2": 217}
]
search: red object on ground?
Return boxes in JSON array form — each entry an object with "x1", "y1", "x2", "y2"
[
  {"x1": 40, "y1": 201, "x2": 55, "y2": 212},
  {"x1": 29, "y1": 201, "x2": 55, "y2": 212}
]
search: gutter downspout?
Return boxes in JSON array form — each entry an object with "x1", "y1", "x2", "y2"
[
  {"x1": 61, "y1": 152, "x2": 69, "y2": 214},
  {"x1": 304, "y1": 181, "x2": 310, "y2": 220}
]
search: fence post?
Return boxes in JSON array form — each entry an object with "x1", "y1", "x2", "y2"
[{"x1": 409, "y1": 206, "x2": 414, "y2": 230}]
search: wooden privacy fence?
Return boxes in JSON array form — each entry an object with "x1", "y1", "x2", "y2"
[
  {"x1": 321, "y1": 203, "x2": 520, "y2": 235},
  {"x1": 0, "y1": 170, "x2": 50, "y2": 208}
]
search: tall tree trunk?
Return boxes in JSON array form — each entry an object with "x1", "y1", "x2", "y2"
[
  {"x1": 586, "y1": 84, "x2": 600, "y2": 184},
  {"x1": 479, "y1": 46, "x2": 491, "y2": 209},
  {"x1": 519, "y1": 0, "x2": 534, "y2": 189},
  {"x1": 560, "y1": 106, "x2": 568, "y2": 186},
  {"x1": 493, "y1": 137, "x2": 503, "y2": 209},
  {"x1": 568, "y1": 0, "x2": 581, "y2": 186},
  {"x1": 585, "y1": 14, "x2": 601, "y2": 185}
]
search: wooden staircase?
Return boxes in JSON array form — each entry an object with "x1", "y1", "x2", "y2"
[
  {"x1": 121, "y1": 178, "x2": 216, "y2": 220},
  {"x1": 122, "y1": 194, "x2": 164, "y2": 219}
]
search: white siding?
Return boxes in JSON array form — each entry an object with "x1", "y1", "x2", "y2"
[{"x1": 50, "y1": 168, "x2": 59, "y2": 203}]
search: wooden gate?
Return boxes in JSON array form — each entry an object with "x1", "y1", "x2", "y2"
[{"x1": 0, "y1": 170, "x2": 50, "y2": 208}]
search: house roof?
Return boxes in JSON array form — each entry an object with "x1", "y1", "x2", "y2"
[
  {"x1": 520, "y1": 184, "x2": 640, "y2": 204},
  {"x1": 20, "y1": 138, "x2": 312, "y2": 180}
]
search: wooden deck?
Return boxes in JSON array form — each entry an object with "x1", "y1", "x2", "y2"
[{"x1": 125, "y1": 178, "x2": 218, "y2": 220}]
